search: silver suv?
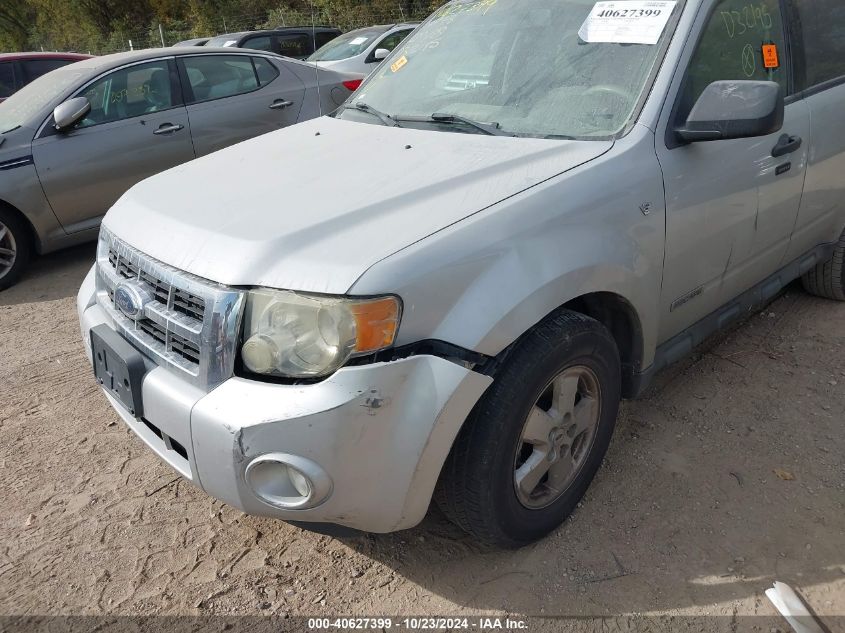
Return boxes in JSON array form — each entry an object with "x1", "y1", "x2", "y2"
[{"x1": 77, "y1": 0, "x2": 845, "y2": 547}]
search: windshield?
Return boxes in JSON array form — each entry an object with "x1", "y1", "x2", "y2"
[
  {"x1": 344, "y1": 0, "x2": 682, "y2": 139},
  {"x1": 0, "y1": 64, "x2": 89, "y2": 134},
  {"x1": 206, "y1": 35, "x2": 240, "y2": 47},
  {"x1": 308, "y1": 28, "x2": 386, "y2": 61}
]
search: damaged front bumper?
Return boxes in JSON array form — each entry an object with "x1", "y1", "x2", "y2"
[{"x1": 77, "y1": 266, "x2": 492, "y2": 532}]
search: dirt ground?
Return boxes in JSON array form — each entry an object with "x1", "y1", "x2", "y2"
[{"x1": 0, "y1": 244, "x2": 843, "y2": 630}]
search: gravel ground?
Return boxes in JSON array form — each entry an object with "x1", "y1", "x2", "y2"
[{"x1": 0, "y1": 244, "x2": 843, "y2": 631}]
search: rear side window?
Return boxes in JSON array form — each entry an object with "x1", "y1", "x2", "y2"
[
  {"x1": 22, "y1": 58, "x2": 72, "y2": 84},
  {"x1": 0, "y1": 62, "x2": 16, "y2": 98},
  {"x1": 315, "y1": 31, "x2": 339, "y2": 49},
  {"x1": 243, "y1": 35, "x2": 272, "y2": 52},
  {"x1": 678, "y1": 0, "x2": 788, "y2": 119},
  {"x1": 278, "y1": 34, "x2": 310, "y2": 58},
  {"x1": 252, "y1": 57, "x2": 279, "y2": 86},
  {"x1": 791, "y1": 0, "x2": 845, "y2": 89},
  {"x1": 183, "y1": 55, "x2": 260, "y2": 103}
]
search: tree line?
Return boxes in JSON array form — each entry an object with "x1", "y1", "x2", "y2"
[{"x1": 1, "y1": 0, "x2": 446, "y2": 54}]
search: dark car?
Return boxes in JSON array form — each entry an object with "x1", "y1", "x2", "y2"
[
  {"x1": 205, "y1": 26, "x2": 341, "y2": 59},
  {"x1": 172, "y1": 37, "x2": 211, "y2": 47},
  {"x1": 0, "y1": 52, "x2": 92, "y2": 103}
]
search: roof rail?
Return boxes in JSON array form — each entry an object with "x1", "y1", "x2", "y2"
[{"x1": 274, "y1": 25, "x2": 338, "y2": 30}]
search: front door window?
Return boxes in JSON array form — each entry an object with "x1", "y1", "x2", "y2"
[
  {"x1": 679, "y1": 0, "x2": 788, "y2": 119},
  {"x1": 78, "y1": 61, "x2": 175, "y2": 128}
]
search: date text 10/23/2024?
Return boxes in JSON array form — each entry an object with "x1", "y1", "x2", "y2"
[{"x1": 307, "y1": 617, "x2": 529, "y2": 630}]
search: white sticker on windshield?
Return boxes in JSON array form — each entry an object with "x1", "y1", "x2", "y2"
[
  {"x1": 578, "y1": 1, "x2": 677, "y2": 45},
  {"x1": 350, "y1": 37, "x2": 369, "y2": 45}
]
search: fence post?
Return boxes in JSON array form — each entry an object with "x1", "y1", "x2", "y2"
[
  {"x1": 159, "y1": 24, "x2": 166, "y2": 47},
  {"x1": 128, "y1": 39, "x2": 134, "y2": 51}
]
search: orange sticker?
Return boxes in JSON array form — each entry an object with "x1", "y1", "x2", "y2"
[
  {"x1": 762, "y1": 44, "x2": 779, "y2": 69},
  {"x1": 390, "y1": 55, "x2": 408, "y2": 73}
]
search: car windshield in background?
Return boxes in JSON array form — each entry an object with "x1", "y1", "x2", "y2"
[
  {"x1": 307, "y1": 28, "x2": 385, "y2": 61},
  {"x1": 344, "y1": 0, "x2": 683, "y2": 139},
  {"x1": 0, "y1": 65, "x2": 89, "y2": 133},
  {"x1": 206, "y1": 35, "x2": 240, "y2": 47}
]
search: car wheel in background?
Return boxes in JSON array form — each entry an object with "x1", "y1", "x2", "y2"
[
  {"x1": 0, "y1": 207, "x2": 32, "y2": 291},
  {"x1": 436, "y1": 309, "x2": 621, "y2": 548},
  {"x1": 802, "y1": 228, "x2": 845, "y2": 301}
]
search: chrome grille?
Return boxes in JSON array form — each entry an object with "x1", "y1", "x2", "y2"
[
  {"x1": 108, "y1": 249, "x2": 205, "y2": 321},
  {"x1": 132, "y1": 309, "x2": 201, "y2": 365},
  {"x1": 173, "y1": 288, "x2": 205, "y2": 321},
  {"x1": 95, "y1": 227, "x2": 244, "y2": 388}
]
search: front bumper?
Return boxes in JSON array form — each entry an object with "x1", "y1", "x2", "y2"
[{"x1": 77, "y1": 266, "x2": 492, "y2": 532}]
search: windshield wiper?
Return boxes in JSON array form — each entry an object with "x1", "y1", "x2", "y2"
[
  {"x1": 346, "y1": 102, "x2": 401, "y2": 128},
  {"x1": 427, "y1": 113, "x2": 514, "y2": 136}
]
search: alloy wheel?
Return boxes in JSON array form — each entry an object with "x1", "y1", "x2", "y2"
[
  {"x1": 513, "y1": 365, "x2": 602, "y2": 509},
  {"x1": 0, "y1": 221, "x2": 16, "y2": 281}
]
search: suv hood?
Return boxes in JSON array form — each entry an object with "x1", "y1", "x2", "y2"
[{"x1": 104, "y1": 117, "x2": 611, "y2": 294}]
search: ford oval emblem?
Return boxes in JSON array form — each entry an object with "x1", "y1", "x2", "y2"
[{"x1": 114, "y1": 280, "x2": 152, "y2": 319}]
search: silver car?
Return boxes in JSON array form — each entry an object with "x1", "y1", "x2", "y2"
[
  {"x1": 307, "y1": 24, "x2": 418, "y2": 76},
  {"x1": 78, "y1": 0, "x2": 845, "y2": 547},
  {"x1": 0, "y1": 48, "x2": 360, "y2": 289}
]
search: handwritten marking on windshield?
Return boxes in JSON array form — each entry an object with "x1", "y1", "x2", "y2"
[
  {"x1": 741, "y1": 43, "x2": 757, "y2": 77},
  {"x1": 436, "y1": 0, "x2": 498, "y2": 20},
  {"x1": 720, "y1": 4, "x2": 774, "y2": 39}
]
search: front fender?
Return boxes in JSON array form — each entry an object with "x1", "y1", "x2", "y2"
[
  {"x1": 351, "y1": 127, "x2": 666, "y2": 369},
  {"x1": 0, "y1": 161, "x2": 64, "y2": 253}
]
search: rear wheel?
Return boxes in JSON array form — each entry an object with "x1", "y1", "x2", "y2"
[
  {"x1": 802, "y1": 228, "x2": 845, "y2": 301},
  {"x1": 0, "y1": 208, "x2": 31, "y2": 291},
  {"x1": 436, "y1": 309, "x2": 621, "y2": 548}
]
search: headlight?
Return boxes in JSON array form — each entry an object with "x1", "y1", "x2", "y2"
[
  {"x1": 96, "y1": 225, "x2": 111, "y2": 259},
  {"x1": 240, "y1": 289, "x2": 401, "y2": 379}
]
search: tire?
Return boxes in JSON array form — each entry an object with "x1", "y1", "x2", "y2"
[
  {"x1": 802, "y1": 228, "x2": 845, "y2": 301},
  {"x1": 0, "y1": 207, "x2": 32, "y2": 292},
  {"x1": 436, "y1": 309, "x2": 621, "y2": 548}
]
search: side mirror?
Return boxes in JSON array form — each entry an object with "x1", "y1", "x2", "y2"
[
  {"x1": 675, "y1": 80, "x2": 784, "y2": 143},
  {"x1": 372, "y1": 48, "x2": 390, "y2": 62},
  {"x1": 53, "y1": 97, "x2": 91, "y2": 131}
]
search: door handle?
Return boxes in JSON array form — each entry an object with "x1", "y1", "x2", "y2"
[
  {"x1": 771, "y1": 134, "x2": 802, "y2": 158},
  {"x1": 269, "y1": 99, "x2": 293, "y2": 110},
  {"x1": 153, "y1": 123, "x2": 184, "y2": 135}
]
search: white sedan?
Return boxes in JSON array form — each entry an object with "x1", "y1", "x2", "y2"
[{"x1": 306, "y1": 23, "x2": 417, "y2": 76}]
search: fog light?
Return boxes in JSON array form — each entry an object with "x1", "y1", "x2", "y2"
[
  {"x1": 287, "y1": 466, "x2": 311, "y2": 497},
  {"x1": 245, "y1": 453, "x2": 332, "y2": 510}
]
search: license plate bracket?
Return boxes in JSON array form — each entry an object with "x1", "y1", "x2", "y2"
[{"x1": 91, "y1": 324, "x2": 147, "y2": 418}]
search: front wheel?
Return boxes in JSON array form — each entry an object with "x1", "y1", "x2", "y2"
[
  {"x1": 0, "y1": 208, "x2": 32, "y2": 292},
  {"x1": 802, "y1": 227, "x2": 845, "y2": 301},
  {"x1": 436, "y1": 310, "x2": 621, "y2": 548}
]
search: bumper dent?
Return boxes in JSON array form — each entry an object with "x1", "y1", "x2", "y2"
[
  {"x1": 192, "y1": 356, "x2": 491, "y2": 532},
  {"x1": 78, "y1": 278, "x2": 492, "y2": 533}
]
